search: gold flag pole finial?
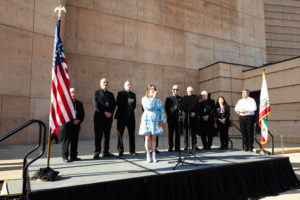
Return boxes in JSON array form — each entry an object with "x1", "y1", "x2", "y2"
[{"x1": 54, "y1": 5, "x2": 66, "y2": 19}]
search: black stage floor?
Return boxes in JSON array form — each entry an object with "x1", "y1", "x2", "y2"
[{"x1": 26, "y1": 149, "x2": 299, "y2": 200}]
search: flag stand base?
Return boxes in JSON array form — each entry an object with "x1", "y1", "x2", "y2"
[
  {"x1": 32, "y1": 167, "x2": 59, "y2": 182},
  {"x1": 256, "y1": 149, "x2": 271, "y2": 156}
]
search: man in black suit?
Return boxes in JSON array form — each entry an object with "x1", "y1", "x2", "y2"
[
  {"x1": 165, "y1": 84, "x2": 182, "y2": 152},
  {"x1": 61, "y1": 88, "x2": 85, "y2": 162},
  {"x1": 198, "y1": 90, "x2": 215, "y2": 150},
  {"x1": 93, "y1": 78, "x2": 116, "y2": 159},
  {"x1": 114, "y1": 80, "x2": 137, "y2": 156},
  {"x1": 183, "y1": 86, "x2": 199, "y2": 150}
]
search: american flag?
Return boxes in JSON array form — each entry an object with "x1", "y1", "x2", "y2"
[{"x1": 49, "y1": 19, "x2": 75, "y2": 135}]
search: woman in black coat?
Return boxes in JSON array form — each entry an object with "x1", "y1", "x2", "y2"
[{"x1": 215, "y1": 96, "x2": 231, "y2": 150}]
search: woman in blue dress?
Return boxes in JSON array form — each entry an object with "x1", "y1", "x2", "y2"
[{"x1": 139, "y1": 84, "x2": 166, "y2": 163}]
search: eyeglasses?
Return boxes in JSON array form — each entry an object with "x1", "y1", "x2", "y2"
[{"x1": 172, "y1": 89, "x2": 179, "y2": 90}]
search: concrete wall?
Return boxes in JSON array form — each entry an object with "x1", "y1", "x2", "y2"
[
  {"x1": 198, "y1": 62, "x2": 253, "y2": 136},
  {"x1": 264, "y1": 0, "x2": 300, "y2": 63},
  {"x1": 243, "y1": 57, "x2": 300, "y2": 143},
  {"x1": 0, "y1": 0, "x2": 267, "y2": 145}
]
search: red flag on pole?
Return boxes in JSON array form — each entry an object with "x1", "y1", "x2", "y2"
[{"x1": 49, "y1": 19, "x2": 75, "y2": 135}]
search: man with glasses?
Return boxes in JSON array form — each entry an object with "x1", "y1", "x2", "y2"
[
  {"x1": 165, "y1": 85, "x2": 182, "y2": 152},
  {"x1": 61, "y1": 88, "x2": 85, "y2": 162}
]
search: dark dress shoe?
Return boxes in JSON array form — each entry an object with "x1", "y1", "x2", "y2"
[
  {"x1": 93, "y1": 155, "x2": 100, "y2": 160},
  {"x1": 168, "y1": 148, "x2": 173, "y2": 152},
  {"x1": 71, "y1": 157, "x2": 82, "y2": 161},
  {"x1": 193, "y1": 146, "x2": 200, "y2": 151},
  {"x1": 119, "y1": 152, "x2": 124, "y2": 156},
  {"x1": 62, "y1": 158, "x2": 72, "y2": 163},
  {"x1": 175, "y1": 148, "x2": 181, "y2": 152},
  {"x1": 102, "y1": 152, "x2": 114, "y2": 157},
  {"x1": 130, "y1": 152, "x2": 138, "y2": 155}
]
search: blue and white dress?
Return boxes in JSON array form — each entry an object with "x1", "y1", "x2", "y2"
[{"x1": 139, "y1": 96, "x2": 166, "y2": 135}]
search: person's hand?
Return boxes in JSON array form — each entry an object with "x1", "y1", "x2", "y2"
[
  {"x1": 239, "y1": 109, "x2": 248, "y2": 114},
  {"x1": 190, "y1": 112, "x2": 195, "y2": 117},
  {"x1": 202, "y1": 115, "x2": 209, "y2": 121},
  {"x1": 153, "y1": 91, "x2": 158, "y2": 99},
  {"x1": 104, "y1": 112, "x2": 112, "y2": 118},
  {"x1": 158, "y1": 121, "x2": 163, "y2": 127},
  {"x1": 221, "y1": 119, "x2": 226, "y2": 124},
  {"x1": 128, "y1": 98, "x2": 134, "y2": 103},
  {"x1": 73, "y1": 119, "x2": 80, "y2": 125}
]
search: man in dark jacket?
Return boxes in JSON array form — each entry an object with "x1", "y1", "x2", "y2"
[
  {"x1": 61, "y1": 88, "x2": 85, "y2": 162},
  {"x1": 183, "y1": 86, "x2": 199, "y2": 150},
  {"x1": 93, "y1": 78, "x2": 116, "y2": 159},
  {"x1": 165, "y1": 84, "x2": 182, "y2": 152},
  {"x1": 114, "y1": 80, "x2": 137, "y2": 156},
  {"x1": 198, "y1": 90, "x2": 215, "y2": 150}
]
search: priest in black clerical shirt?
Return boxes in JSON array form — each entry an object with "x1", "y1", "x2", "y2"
[
  {"x1": 114, "y1": 80, "x2": 137, "y2": 156},
  {"x1": 93, "y1": 78, "x2": 116, "y2": 159},
  {"x1": 165, "y1": 84, "x2": 182, "y2": 152}
]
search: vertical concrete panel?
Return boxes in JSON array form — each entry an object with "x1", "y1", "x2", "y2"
[
  {"x1": 185, "y1": 32, "x2": 214, "y2": 69},
  {"x1": 94, "y1": 0, "x2": 138, "y2": 19},
  {"x1": 0, "y1": 96, "x2": 30, "y2": 145},
  {"x1": 77, "y1": 8, "x2": 124, "y2": 59},
  {"x1": 34, "y1": 0, "x2": 58, "y2": 36},
  {"x1": 0, "y1": 0, "x2": 34, "y2": 31},
  {"x1": 124, "y1": 19, "x2": 138, "y2": 61},
  {"x1": 0, "y1": 25, "x2": 32, "y2": 97},
  {"x1": 64, "y1": 6, "x2": 78, "y2": 52},
  {"x1": 137, "y1": 22, "x2": 174, "y2": 66},
  {"x1": 30, "y1": 34, "x2": 53, "y2": 98},
  {"x1": 138, "y1": 0, "x2": 162, "y2": 25},
  {"x1": 173, "y1": 30, "x2": 185, "y2": 68}
]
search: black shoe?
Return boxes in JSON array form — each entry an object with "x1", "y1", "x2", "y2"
[
  {"x1": 71, "y1": 157, "x2": 82, "y2": 161},
  {"x1": 93, "y1": 155, "x2": 100, "y2": 160},
  {"x1": 249, "y1": 148, "x2": 253, "y2": 152},
  {"x1": 155, "y1": 150, "x2": 160, "y2": 154},
  {"x1": 193, "y1": 146, "x2": 200, "y2": 151},
  {"x1": 119, "y1": 152, "x2": 123, "y2": 156},
  {"x1": 184, "y1": 147, "x2": 188, "y2": 151},
  {"x1": 62, "y1": 158, "x2": 72, "y2": 163},
  {"x1": 130, "y1": 152, "x2": 138, "y2": 155},
  {"x1": 175, "y1": 148, "x2": 181, "y2": 152},
  {"x1": 102, "y1": 152, "x2": 113, "y2": 157},
  {"x1": 223, "y1": 146, "x2": 228, "y2": 150},
  {"x1": 168, "y1": 148, "x2": 173, "y2": 152}
]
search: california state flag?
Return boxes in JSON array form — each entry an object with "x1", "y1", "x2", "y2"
[{"x1": 259, "y1": 71, "x2": 271, "y2": 144}]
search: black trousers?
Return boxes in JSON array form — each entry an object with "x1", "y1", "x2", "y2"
[
  {"x1": 94, "y1": 117, "x2": 113, "y2": 155},
  {"x1": 117, "y1": 116, "x2": 136, "y2": 153},
  {"x1": 184, "y1": 118, "x2": 197, "y2": 149},
  {"x1": 167, "y1": 117, "x2": 181, "y2": 150},
  {"x1": 62, "y1": 123, "x2": 80, "y2": 159},
  {"x1": 217, "y1": 122, "x2": 229, "y2": 148},
  {"x1": 239, "y1": 115, "x2": 254, "y2": 150},
  {"x1": 200, "y1": 120, "x2": 214, "y2": 148}
]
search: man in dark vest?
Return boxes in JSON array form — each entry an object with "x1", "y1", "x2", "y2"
[
  {"x1": 61, "y1": 88, "x2": 85, "y2": 162},
  {"x1": 165, "y1": 84, "x2": 182, "y2": 152},
  {"x1": 114, "y1": 80, "x2": 137, "y2": 156},
  {"x1": 93, "y1": 78, "x2": 116, "y2": 159}
]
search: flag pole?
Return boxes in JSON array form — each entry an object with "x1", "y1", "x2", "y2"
[
  {"x1": 46, "y1": 5, "x2": 67, "y2": 168},
  {"x1": 46, "y1": 127, "x2": 52, "y2": 168}
]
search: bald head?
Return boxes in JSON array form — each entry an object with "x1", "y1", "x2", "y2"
[
  {"x1": 187, "y1": 86, "x2": 194, "y2": 96},
  {"x1": 100, "y1": 78, "x2": 108, "y2": 90}
]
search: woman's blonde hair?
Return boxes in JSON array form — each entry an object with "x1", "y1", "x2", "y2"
[{"x1": 145, "y1": 84, "x2": 156, "y2": 97}]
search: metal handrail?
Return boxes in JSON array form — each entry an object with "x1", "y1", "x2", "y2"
[
  {"x1": 230, "y1": 121, "x2": 274, "y2": 155},
  {"x1": 0, "y1": 119, "x2": 46, "y2": 200}
]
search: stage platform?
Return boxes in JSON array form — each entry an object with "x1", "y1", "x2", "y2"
[{"x1": 11, "y1": 148, "x2": 296, "y2": 200}]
